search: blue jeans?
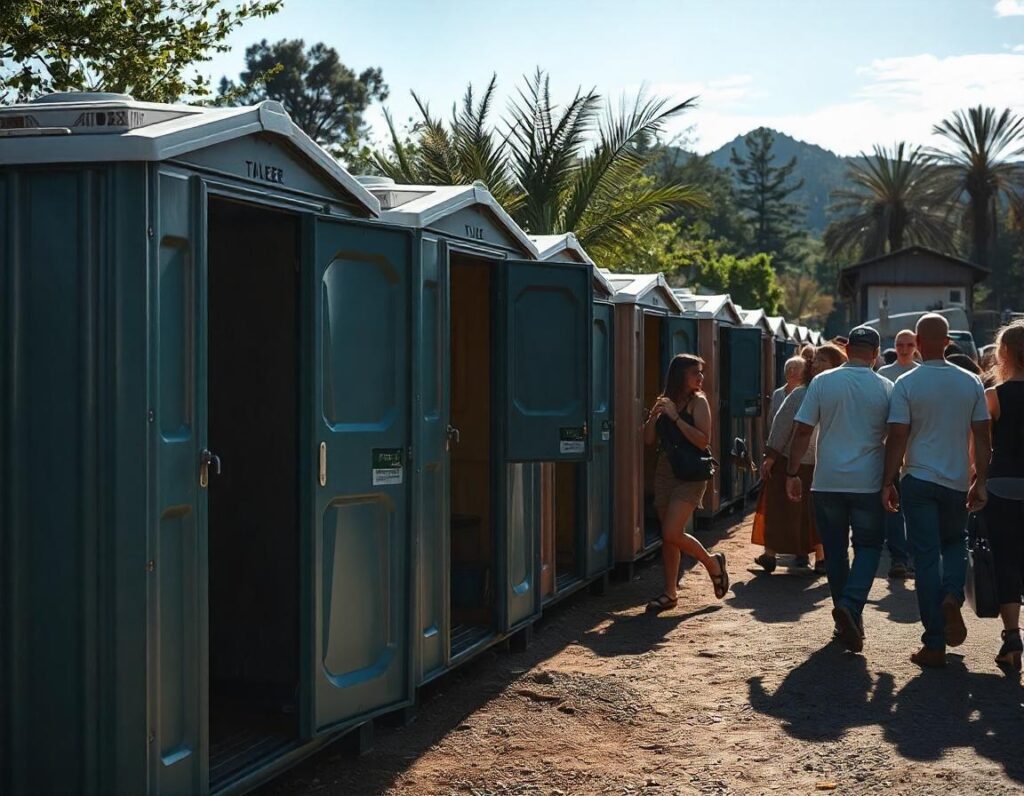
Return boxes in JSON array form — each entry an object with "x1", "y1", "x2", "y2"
[
  {"x1": 900, "y1": 474, "x2": 969, "y2": 650},
  {"x1": 812, "y1": 491, "x2": 885, "y2": 619},
  {"x1": 885, "y1": 507, "x2": 912, "y2": 566}
]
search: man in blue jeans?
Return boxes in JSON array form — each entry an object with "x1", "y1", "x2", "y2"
[
  {"x1": 881, "y1": 314, "x2": 991, "y2": 668},
  {"x1": 787, "y1": 327, "x2": 893, "y2": 653}
]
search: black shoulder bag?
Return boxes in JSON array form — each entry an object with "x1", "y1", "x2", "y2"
[{"x1": 656, "y1": 409, "x2": 717, "y2": 482}]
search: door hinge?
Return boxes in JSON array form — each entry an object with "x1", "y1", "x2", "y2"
[{"x1": 145, "y1": 560, "x2": 156, "y2": 573}]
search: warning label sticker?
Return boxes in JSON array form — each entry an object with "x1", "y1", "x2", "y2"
[
  {"x1": 372, "y1": 448, "x2": 404, "y2": 486},
  {"x1": 559, "y1": 427, "x2": 586, "y2": 455}
]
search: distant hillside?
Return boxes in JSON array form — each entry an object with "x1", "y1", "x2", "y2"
[{"x1": 708, "y1": 129, "x2": 855, "y2": 235}]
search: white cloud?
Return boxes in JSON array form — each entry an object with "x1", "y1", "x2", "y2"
[
  {"x1": 667, "y1": 52, "x2": 1024, "y2": 156},
  {"x1": 995, "y1": 0, "x2": 1024, "y2": 17},
  {"x1": 1014, "y1": 44, "x2": 1024, "y2": 52}
]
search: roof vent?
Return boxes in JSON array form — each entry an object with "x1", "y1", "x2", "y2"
[
  {"x1": 355, "y1": 175, "x2": 396, "y2": 188},
  {"x1": 31, "y1": 91, "x2": 135, "y2": 104}
]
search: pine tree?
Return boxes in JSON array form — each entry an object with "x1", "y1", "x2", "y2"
[{"x1": 729, "y1": 128, "x2": 804, "y2": 264}]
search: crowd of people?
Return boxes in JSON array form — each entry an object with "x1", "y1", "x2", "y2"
[{"x1": 644, "y1": 313, "x2": 1024, "y2": 674}]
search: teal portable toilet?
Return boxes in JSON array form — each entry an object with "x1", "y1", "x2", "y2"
[
  {"x1": 604, "y1": 273, "x2": 694, "y2": 566},
  {"x1": 531, "y1": 234, "x2": 615, "y2": 601},
  {"x1": 1, "y1": 93, "x2": 422, "y2": 795},
  {"x1": 356, "y1": 179, "x2": 593, "y2": 682},
  {"x1": 739, "y1": 307, "x2": 775, "y2": 494},
  {"x1": 767, "y1": 315, "x2": 791, "y2": 388}
]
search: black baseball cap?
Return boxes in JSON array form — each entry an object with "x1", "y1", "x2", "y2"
[{"x1": 848, "y1": 325, "x2": 881, "y2": 349}]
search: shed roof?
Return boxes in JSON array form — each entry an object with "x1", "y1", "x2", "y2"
[
  {"x1": 0, "y1": 92, "x2": 380, "y2": 215},
  {"x1": 360, "y1": 178, "x2": 537, "y2": 257},
  {"x1": 840, "y1": 245, "x2": 988, "y2": 276},
  {"x1": 604, "y1": 272, "x2": 684, "y2": 312}
]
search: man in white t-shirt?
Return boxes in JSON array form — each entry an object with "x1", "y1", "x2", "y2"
[
  {"x1": 881, "y1": 313, "x2": 991, "y2": 668},
  {"x1": 787, "y1": 326, "x2": 893, "y2": 653},
  {"x1": 876, "y1": 329, "x2": 919, "y2": 578}
]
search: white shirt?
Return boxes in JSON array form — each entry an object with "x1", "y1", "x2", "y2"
[
  {"x1": 794, "y1": 363, "x2": 893, "y2": 493},
  {"x1": 887, "y1": 360, "x2": 990, "y2": 492},
  {"x1": 877, "y1": 360, "x2": 918, "y2": 383}
]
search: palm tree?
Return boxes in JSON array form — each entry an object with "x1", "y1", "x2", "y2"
[
  {"x1": 824, "y1": 142, "x2": 955, "y2": 260},
  {"x1": 930, "y1": 106, "x2": 1024, "y2": 267},
  {"x1": 371, "y1": 70, "x2": 707, "y2": 261}
]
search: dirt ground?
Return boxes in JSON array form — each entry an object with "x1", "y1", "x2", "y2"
[{"x1": 260, "y1": 509, "x2": 1024, "y2": 796}]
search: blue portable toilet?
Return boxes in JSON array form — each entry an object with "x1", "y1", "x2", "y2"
[
  {"x1": 604, "y1": 273, "x2": 694, "y2": 565},
  {"x1": 739, "y1": 307, "x2": 776, "y2": 494},
  {"x1": 767, "y1": 315, "x2": 792, "y2": 388},
  {"x1": 356, "y1": 179, "x2": 594, "y2": 682},
  {"x1": 531, "y1": 233, "x2": 615, "y2": 601},
  {"x1": 1, "y1": 93, "x2": 424, "y2": 795}
]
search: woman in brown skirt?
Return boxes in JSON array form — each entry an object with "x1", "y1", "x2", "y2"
[
  {"x1": 752, "y1": 343, "x2": 848, "y2": 573},
  {"x1": 644, "y1": 354, "x2": 729, "y2": 612}
]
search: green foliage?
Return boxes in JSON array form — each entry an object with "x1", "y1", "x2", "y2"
[
  {"x1": 371, "y1": 71, "x2": 707, "y2": 263},
  {"x1": 218, "y1": 38, "x2": 387, "y2": 158},
  {"x1": 729, "y1": 127, "x2": 805, "y2": 263},
  {"x1": 930, "y1": 105, "x2": 1024, "y2": 268},
  {"x1": 824, "y1": 142, "x2": 956, "y2": 260},
  {"x1": 0, "y1": 0, "x2": 282, "y2": 103}
]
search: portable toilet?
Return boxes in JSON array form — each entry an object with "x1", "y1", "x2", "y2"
[
  {"x1": 357, "y1": 179, "x2": 593, "y2": 681},
  {"x1": 740, "y1": 308, "x2": 776, "y2": 491},
  {"x1": 531, "y1": 234, "x2": 616, "y2": 601},
  {"x1": 0, "y1": 93, "x2": 428, "y2": 795},
  {"x1": 767, "y1": 315, "x2": 792, "y2": 388},
  {"x1": 603, "y1": 273, "x2": 693, "y2": 568},
  {"x1": 680, "y1": 293, "x2": 759, "y2": 515}
]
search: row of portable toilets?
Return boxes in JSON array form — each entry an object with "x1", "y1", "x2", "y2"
[{"x1": 0, "y1": 94, "x2": 822, "y2": 796}]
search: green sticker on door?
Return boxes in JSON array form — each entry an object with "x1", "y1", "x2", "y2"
[
  {"x1": 559, "y1": 427, "x2": 585, "y2": 455},
  {"x1": 372, "y1": 448, "x2": 404, "y2": 486}
]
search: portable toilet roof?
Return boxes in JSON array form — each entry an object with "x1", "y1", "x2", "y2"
[
  {"x1": 357, "y1": 176, "x2": 537, "y2": 257},
  {"x1": 605, "y1": 272, "x2": 685, "y2": 313},
  {"x1": 683, "y1": 292, "x2": 745, "y2": 325},
  {"x1": 796, "y1": 325, "x2": 810, "y2": 343},
  {"x1": 741, "y1": 308, "x2": 773, "y2": 335},
  {"x1": 0, "y1": 92, "x2": 381, "y2": 216},
  {"x1": 766, "y1": 315, "x2": 789, "y2": 341},
  {"x1": 530, "y1": 232, "x2": 614, "y2": 297}
]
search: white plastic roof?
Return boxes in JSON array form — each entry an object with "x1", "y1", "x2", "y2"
[
  {"x1": 683, "y1": 292, "x2": 745, "y2": 325},
  {"x1": 741, "y1": 308, "x2": 772, "y2": 334},
  {"x1": 362, "y1": 180, "x2": 537, "y2": 256},
  {"x1": 606, "y1": 272, "x2": 685, "y2": 312},
  {"x1": 766, "y1": 316, "x2": 789, "y2": 340},
  {"x1": 0, "y1": 93, "x2": 380, "y2": 215},
  {"x1": 531, "y1": 233, "x2": 614, "y2": 297}
]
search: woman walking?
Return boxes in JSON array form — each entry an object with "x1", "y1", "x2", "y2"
[
  {"x1": 644, "y1": 354, "x2": 728, "y2": 612},
  {"x1": 752, "y1": 344, "x2": 848, "y2": 573},
  {"x1": 983, "y1": 320, "x2": 1024, "y2": 672}
]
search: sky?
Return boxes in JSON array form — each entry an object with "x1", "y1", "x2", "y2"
[{"x1": 204, "y1": 0, "x2": 1024, "y2": 156}]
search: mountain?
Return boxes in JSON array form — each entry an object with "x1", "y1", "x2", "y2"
[{"x1": 707, "y1": 129, "x2": 855, "y2": 235}]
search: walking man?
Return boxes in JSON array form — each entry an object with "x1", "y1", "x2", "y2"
[
  {"x1": 786, "y1": 326, "x2": 893, "y2": 652},
  {"x1": 877, "y1": 329, "x2": 919, "y2": 578},
  {"x1": 881, "y1": 314, "x2": 991, "y2": 668}
]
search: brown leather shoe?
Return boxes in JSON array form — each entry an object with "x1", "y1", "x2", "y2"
[
  {"x1": 942, "y1": 595, "x2": 967, "y2": 647},
  {"x1": 832, "y1": 606, "x2": 864, "y2": 653},
  {"x1": 911, "y1": 646, "x2": 946, "y2": 668}
]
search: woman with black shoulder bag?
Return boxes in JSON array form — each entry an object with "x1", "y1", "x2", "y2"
[{"x1": 643, "y1": 354, "x2": 728, "y2": 612}]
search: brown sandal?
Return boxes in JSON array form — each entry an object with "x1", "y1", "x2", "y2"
[
  {"x1": 710, "y1": 553, "x2": 730, "y2": 599},
  {"x1": 647, "y1": 593, "x2": 678, "y2": 613}
]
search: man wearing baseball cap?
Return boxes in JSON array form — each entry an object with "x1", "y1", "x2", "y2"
[
  {"x1": 881, "y1": 313, "x2": 991, "y2": 668},
  {"x1": 786, "y1": 325, "x2": 893, "y2": 652}
]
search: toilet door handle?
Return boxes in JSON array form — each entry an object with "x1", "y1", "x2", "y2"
[
  {"x1": 199, "y1": 448, "x2": 222, "y2": 488},
  {"x1": 446, "y1": 424, "x2": 461, "y2": 450}
]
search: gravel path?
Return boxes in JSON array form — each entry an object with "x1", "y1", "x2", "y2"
[{"x1": 260, "y1": 509, "x2": 1024, "y2": 795}]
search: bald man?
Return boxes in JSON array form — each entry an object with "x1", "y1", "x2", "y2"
[
  {"x1": 882, "y1": 313, "x2": 991, "y2": 669},
  {"x1": 877, "y1": 329, "x2": 919, "y2": 383}
]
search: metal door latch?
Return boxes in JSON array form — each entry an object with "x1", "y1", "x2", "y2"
[
  {"x1": 199, "y1": 449, "x2": 222, "y2": 488},
  {"x1": 319, "y1": 442, "x2": 327, "y2": 486},
  {"x1": 445, "y1": 424, "x2": 461, "y2": 451}
]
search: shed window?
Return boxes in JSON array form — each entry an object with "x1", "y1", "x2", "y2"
[{"x1": 950, "y1": 289, "x2": 962, "y2": 303}]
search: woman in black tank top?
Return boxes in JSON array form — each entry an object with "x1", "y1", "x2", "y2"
[{"x1": 983, "y1": 320, "x2": 1024, "y2": 672}]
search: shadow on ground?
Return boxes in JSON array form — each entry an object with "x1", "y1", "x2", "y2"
[{"x1": 749, "y1": 645, "x2": 1024, "y2": 783}]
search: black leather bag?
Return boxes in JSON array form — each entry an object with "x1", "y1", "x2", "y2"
[
  {"x1": 658, "y1": 415, "x2": 716, "y2": 482},
  {"x1": 965, "y1": 511, "x2": 1000, "y2": 619}
]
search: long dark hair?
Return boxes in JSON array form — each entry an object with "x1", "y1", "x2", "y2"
[{"x1": 661, "y1": 353, "x2": 705, "y2": 404}]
